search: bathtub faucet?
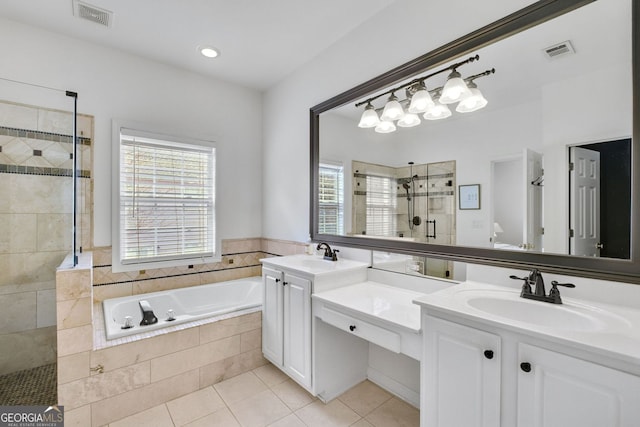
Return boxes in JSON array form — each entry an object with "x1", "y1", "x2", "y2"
[
  {"x1": 138, "y1": 300, "x2": 158, "y2": 326},
  {"x1": 316, "y1": 242, "x2": 339, "y2": 261}
]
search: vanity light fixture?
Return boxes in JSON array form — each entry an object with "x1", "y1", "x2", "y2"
[
  {"x1": 456, "y1": 69, "x2": 494, "y2": 113},
  {"x1": 407, "y1": 82, "x2": 435, "y2": 113},
  {"x1": 423, "y1": 99, "x2": 452, "y2": 120},
  {"x1": 375, "y1": 120, "x2": 397, "y2": 133},
  {"x1": 358, "y1": 102, "x2": 381, "y2": 128},
  {"x1": 199, "y1": 45, "x2": 220, "y2": 58},
  {"x1": 354, "y1": 57, "x2": 494, "y2": 132},
  {"x1": 397, "y1": 112, "x2": 421, "y2": 127},
  {"x1": 439, "y1": 69, "x2": 472, "y2": 104},
  {"x1": 380, "y1": 93, "x2": 405, "y2": 122},
  {"x1": 456, "y1": 81, "x2": 488, "y2": 113}
]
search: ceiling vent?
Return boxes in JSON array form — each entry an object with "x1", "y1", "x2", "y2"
[
  {"x1": 73, "y1": 0, "x2": 113, "y2": 28},
  {"x1": 543, "y1": 40, "x2": 575, "y2": 59}
]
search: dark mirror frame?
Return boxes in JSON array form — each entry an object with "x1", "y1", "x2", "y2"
[{"x1": 310, "y1": 0, "x2": 640, "y2": 283}]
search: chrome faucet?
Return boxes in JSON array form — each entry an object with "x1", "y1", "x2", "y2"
[
  {"x1": 316, "y1": 242, "x2": 339, "y2": 261},
  {"x1": 509, "y1": 269, "x2": 575, "y2": 304}
]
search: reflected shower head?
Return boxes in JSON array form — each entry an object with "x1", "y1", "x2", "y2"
[{"x1": 402, "y1": 182, "x2": 410, "y2": 190}]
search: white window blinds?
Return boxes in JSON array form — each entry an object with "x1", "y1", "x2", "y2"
[
  {"x1": 119, "y1": 130, "x2": 216, "y2": 265},
  {"x1": 318, "y1": 163, "x2": 344, "y2": 234},
  {"x1": 365, "y1": 175, "x2": 396, "y2": 237}
]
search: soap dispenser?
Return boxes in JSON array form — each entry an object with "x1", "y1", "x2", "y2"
[{"x1": 306, "y1": 236, "x2": 315, "y2": 255}]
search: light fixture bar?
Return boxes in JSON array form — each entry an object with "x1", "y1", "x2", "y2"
[
  {"x1": 355, "y1": 54, "x2": 480, "y2": 108},
  {"x1": 464, "y1": 68, "x2": 496, "y2": 83},
  {"x1": 367, "y1": 67, "x2": 496, "y2": 113}
]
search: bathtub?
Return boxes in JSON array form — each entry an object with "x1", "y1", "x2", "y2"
[{"x1": 102, "y1": 276, "x2": 262, "y2": 340}]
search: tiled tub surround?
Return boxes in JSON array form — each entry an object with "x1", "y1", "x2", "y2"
[
  {"x1": 57, "y1": 238, "x2": 307, "y2": 426},
  {"x1": 0, "y1": 100, "x2": 93, "y2": 375},
  {"x1": 91, "y1": 238, "x2": 308, "y2": 302}
]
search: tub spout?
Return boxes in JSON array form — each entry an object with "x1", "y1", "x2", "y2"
[{"x1": 139, "y1": 300, "x2": 158, "y2": 326}]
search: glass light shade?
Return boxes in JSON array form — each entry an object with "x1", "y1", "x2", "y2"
[
  {"x1": 456, "y1": 86, "x2": 488, "y2": 113},
  {"x1": 423, "y1": 101, "x2": 452, "y2": 120},
  {"x1": 374, "y1": 121, "x2": 396, "y2": 133},
  {"x1": 358, "y1": 104, "x2": 381, "y2": 128},
  {"x1": 408, "y1": 89, "x2": 435, "y2": 113},
  {"x1": 380, "y1": 94, "x2": 405, "y2": 121},
  {"x1": 439, "y1": 70, "x2": 472, "y2": 104},
  {"x1": 397, "y1": 113, "x2": 421, "y2": 128}
]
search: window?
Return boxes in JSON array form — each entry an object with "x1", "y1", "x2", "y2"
[
  {"x1": 318, "y1": 162, "x2": 344, "y2": 234},
  {"x1": 365, "y1": 175, "x2": 396, "y2": 236},
  {"x1": 113, "y1": 125, "x2": 216, "y2": 271}
]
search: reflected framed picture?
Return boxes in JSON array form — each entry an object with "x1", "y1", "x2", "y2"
[{"x1": 459, "y1": 184, "x2": 481, "y2": 210}]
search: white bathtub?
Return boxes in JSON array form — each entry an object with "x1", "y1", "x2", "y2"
[{"x1": 102, "y1": 276, "x2": 262, "y2": 340}]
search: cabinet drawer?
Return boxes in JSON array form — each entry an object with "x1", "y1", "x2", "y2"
[{"x1": 320, "y1": 306, "x2": 401, "y2": 353}]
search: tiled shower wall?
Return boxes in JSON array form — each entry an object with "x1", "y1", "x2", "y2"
[{"x1": 0, "y1": 100, "x2": 93, "y2": 375}]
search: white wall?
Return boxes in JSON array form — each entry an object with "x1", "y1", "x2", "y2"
[
  {"x1": 262, "y1": 0, "x2": 539, "y2": 242},
  {"x1": 0, "y1": 17, "x2": 263, "y2": 247}
]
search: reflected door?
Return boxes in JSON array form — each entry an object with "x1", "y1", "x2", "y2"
[
  {"x1": 570, "y1": 147, "x2": 601, "y2": 257},
  {"x1": 523, "y1": 149, "x2": 544, "y2": 251}
]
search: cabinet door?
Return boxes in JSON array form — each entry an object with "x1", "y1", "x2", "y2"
[
  {"x1": 262, "y1": 267, "x2": 284, "y2": 366},
  {"x1": 283, "y1": 273, "x2": 312, "y2": 388},
  {"x1": 423, "y1": 316, "x2": 501, "y2": 427},
  {"x1": 517, "y1": 343, "x2": 640, "y2": 427}
]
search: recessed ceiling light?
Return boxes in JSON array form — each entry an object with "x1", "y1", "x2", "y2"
[{"x1": 199, "y1": 46, "x2": 220, "y2": 58}]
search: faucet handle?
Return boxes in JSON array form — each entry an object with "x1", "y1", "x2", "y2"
[
  {"x1": 549, "y1": 280, "x2": 575, "y2": 304},
  {"x1": 510, "y1": 274, "x2": 532, "y2": 295},
  {"x1": 550, "y1": 280, "x2": 575, "y2": 289}
]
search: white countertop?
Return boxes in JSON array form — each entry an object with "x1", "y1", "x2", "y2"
[
  {"x1": 260, "y1": 254, "x2": 370, "y2": 276},
  {"x1": 414, "y1": 282, "x2": 640, "y2": 367},
  {"x1": 313, "y1": 281, "x2": 426, "y2": 332}
]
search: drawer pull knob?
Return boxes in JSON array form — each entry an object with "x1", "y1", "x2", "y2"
[
  {"x1": 520, "y1": 362, "x2": 532, "y2": 373},
  {"x1": 349, "y1": 325, "x2": 356, "y2": 332},
  {"x1": 484, "y1": 350, "x2": 494, "y2": 359}
]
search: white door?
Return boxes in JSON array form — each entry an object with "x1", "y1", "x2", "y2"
[
  {"x1": 517, "y1": 343, "x2": 640, "y2": 427},
  {"x1": 422, "y1": 316, "x2": 501, "y2": 427},
  {"x1": 283, "y1": 273, "x2": 312, "y2": 388},
  {"x1": 262, "y1": 267, "x2": 284, "y2": 366},
  {"x1": 570, "y1": 146, "x2": 601, "y2": 257},
  {"x1": 523, "y1": 148, "x2": 543, "y2": 251}
]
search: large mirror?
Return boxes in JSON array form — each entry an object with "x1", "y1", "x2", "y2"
[{"x1": 311, "y1": 0, "x2": 640, "y2": 282}]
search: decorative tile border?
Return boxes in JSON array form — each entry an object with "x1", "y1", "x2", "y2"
[
  {"x1": 0, "y1": 126, "x2": 92, "y2": 145},
  {"x1": 0, "y1": 164, "x2": 91, "y2": 178},
  {"x1": 354, "y1": 190, "x2": 455, "y2": 197}
]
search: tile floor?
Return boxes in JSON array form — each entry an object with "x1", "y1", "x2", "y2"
[{"x1": 108, "y1": 363, "x2": 419, "y2": 427}]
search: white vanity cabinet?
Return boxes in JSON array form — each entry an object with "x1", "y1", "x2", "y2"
[
  {"x1": 422, "y1": 316, "x2": 501, "y2": 427},
  {"x1": 260, "y1": 254, "x2": 370, "y2": 393},
  {"x1": 517, "y1": 343, "x2": 640, "y2": 427},
  {"x1": 422, "y1": 313, "x2": 640, "y2": 427},
  {"x1": 262, "y1": 266, "x2": 312, "y2": 389}
]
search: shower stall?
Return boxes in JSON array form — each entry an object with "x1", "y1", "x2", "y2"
[
  {"x1": 0, "y1": 77, "x2": 92, "y2": 404},
  {"x1": 352, "y1": 159, "x2": 456, "y2": 278}
]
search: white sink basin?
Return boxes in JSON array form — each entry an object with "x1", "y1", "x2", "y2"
[{"x1": 455, "y1": 289, "x2": 629, "y2": 332}]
